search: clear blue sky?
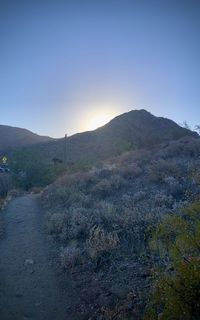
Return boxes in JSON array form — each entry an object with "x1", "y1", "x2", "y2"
[{"x1": 1, "y1": 0, "x2": 199, "y2": 137}]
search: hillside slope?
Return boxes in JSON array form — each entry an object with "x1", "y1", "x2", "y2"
[
  {"x1": 0, "y1": 125, "x2": 53, "y2": 151},
  {"x1": 41, "y1": 135, "x2": 200, "y2": 319},
  {"x1": 30, "y1": 109, "x2": 198, "y2": 163}
]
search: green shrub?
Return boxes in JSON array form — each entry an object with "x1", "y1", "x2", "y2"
[
  {"x1": 0, "y1": 174, "x2": 12, "y2": 198},
  {"x1": 144, "y1": 202, "x2": 200, "y2": 320},
  {"x1": 11, "y1": 150, "x2": 55, "y2": 190},
  {"x1": 113, "y1": 138, "x2": 134, "y2": 155}
]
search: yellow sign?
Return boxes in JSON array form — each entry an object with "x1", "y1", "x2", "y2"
[{"x1": 2, "y1": 156, "x2": 7, "y2": 164}]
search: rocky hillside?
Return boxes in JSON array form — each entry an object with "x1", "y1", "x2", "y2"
[
  {"x1": 0, "y1": 125, "x2": 53, "y2": 152},
  {"x1": 30, "y1": 109, "x2": 198, "y2": 163}
]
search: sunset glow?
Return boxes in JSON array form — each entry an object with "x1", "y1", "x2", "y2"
[
  {"x1": 84, "y1": 109, "x2": 118, "y2": 131},
  {"x1": 87, "y1": 114, "x2": 112, "y2": 130}
]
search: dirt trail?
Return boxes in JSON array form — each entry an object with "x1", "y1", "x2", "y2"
[{"x1": 0, "y1": 194, "x2": 78, "y2": 320}]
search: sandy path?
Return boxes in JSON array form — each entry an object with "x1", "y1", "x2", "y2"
[{"x1": 0, "y1": 194, "x2": 76, "y2": 320}]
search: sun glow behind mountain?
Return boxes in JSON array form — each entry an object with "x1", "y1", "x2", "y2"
[
  {"x1": 85, "y1": 109, "x2": 118, "y2": 131},
  {"x1": 88, "y1": 114, "x2": 112, "y2": 130}
]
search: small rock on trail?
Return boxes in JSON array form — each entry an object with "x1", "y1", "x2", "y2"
[
  {"x1": 24, "y1": 259, "x2": 34, "y2": 266},
  {"x1": 0, "y1": 194, "x2": 78, "y2": 320}
]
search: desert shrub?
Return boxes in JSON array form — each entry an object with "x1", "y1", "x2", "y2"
[
  {"x1": 66, "y1": 190, "x2": 89, "y2": 208},
  {"x1": 91, "y1": 175, "x2": 126, "y2": 198},
  {"x1": 11, "y1": 150, "x2": 55, "y2": 190},
  {"x1": 163, "y1": 176, "x2": 189, "y2": 198},
  {"x1": 132, "y1": 190, "x2": 146, "y2": 202},
  {"x1": 46, "y1": 207, "x2": 93, "y2": 241},
  {"x1": 46, "y1": 185, "x2": 86, "y2": 208},
  {"x1": 154, "y1": 192, "x2": 173, "y2": 207},
  {"x1": 148, "y1": 159, "x2": 180, "y2": 183},
  {"x1": 98, "y1": 200, "x2": 119, "y2": 218},
  {"x1": 53, "y1": 186, "x2": 70, "y2": 205},
  {"x1": 190, "y1": 167, "x2": 200, "y2": 187},
  {"x1": 67, "y1": 208, "x2": 91, "y2": 239},
  {"x1": 110, "y1": 174, "x2": 127, "y2": 189},
  {"x1": 47, "y1": 187, "x2": 70, "y2": 206},
  {"x1": 65, "y1": 158, "x2": 97, "y2": 173},
  {"x1": 55, "y1": 171, "x2": 98, "y2": 194},
  {"x1": 161, "y1": 137, "x2": 200, "y2": 159},
  {"x1": 97, "y1": 168, "x2": 113, "y2": 179},
  {"x1": 0, "y1": 174, "x2": 12, "y2": 198},
  {"x1": 46, "y1": 212, "x2": 67, "y2": 234},
  {"x1": 114, "y1": 149, "x2": 151, "y2": 167},
  {"x1": 120, "y1": 163, "x2": 142, "y2": 179},
  {"x1": 144, "y1": 202, "x2": 200, "y2": 320},
  {"x1": 91, "y1": 179, "x2": 113, "y2": 198},
  {"x1": 60, "y1": 244, "x2": 83, "y2": 269},
  {"x1": 119, "y1": 208, "x2": 151, "y2": 253},
  {"x1": 86, "y1": 225, "x2": 119, "y2": 259}
]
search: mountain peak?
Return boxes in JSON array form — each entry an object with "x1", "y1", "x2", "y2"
[{"x1": 104, "y1": 108, "x2": 197, "y2": 146}]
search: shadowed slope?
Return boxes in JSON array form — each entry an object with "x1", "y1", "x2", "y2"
[{"x1": 0, "y1": 125, "x2": 53, "y2": 151}]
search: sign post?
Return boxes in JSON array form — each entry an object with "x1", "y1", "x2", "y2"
[
  {"x1": 64, "y1": 134, "x2": 67, "y2": 166},
  {"x1": 2, "y1": 156, "x2": 8, "y2": 164}
]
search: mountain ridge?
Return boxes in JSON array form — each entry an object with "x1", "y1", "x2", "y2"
[
  {"x1": 25, "y1": 109, "x2": 198, "y2": 163},
  {"x1": 0, "y1": 124, "x2": 54, "y2": 152}
]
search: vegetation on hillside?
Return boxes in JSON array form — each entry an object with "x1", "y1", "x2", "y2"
[
  {"x1": 0, "y1": 174, "x2": 12, "y2": 238},
  {"x1": 144, "y1": 202, "x2": 200, "y2": 320},
  {"x1": 10, "y1": 150, "x2": 64, "y2": 190},
  {"x1": 0, "y1": 174, "x2": 12, "y2": 199},
  {"x1": 41, "y1": 136, "x2": 200, "y2": 319},
  {"x1": 1, "y1": 112, "x2": 199, "y2": 318}
]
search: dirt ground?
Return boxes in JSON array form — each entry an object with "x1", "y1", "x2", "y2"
[{"x1": 0, "y1": 194, "x2": 80, "y2": 320}]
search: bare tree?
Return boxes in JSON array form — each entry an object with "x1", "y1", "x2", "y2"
[
  {"x1": 180, "y1": 121, "x2": 191, "y2": 130},
  {"x1": 194, "y1": 125, "x2": 200, "y2": 135}
]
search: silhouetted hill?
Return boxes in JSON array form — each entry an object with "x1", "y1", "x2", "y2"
[
  {"x1": 30, "y1": 109, "x2": 199, "y2": 163},
  {"x1": 0, "y1": 125, "x2": 53, "y2": 152}
]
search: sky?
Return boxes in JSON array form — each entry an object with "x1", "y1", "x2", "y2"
[{"x1": 0, "y1": 0, "x2": 200, "y2": 138}]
